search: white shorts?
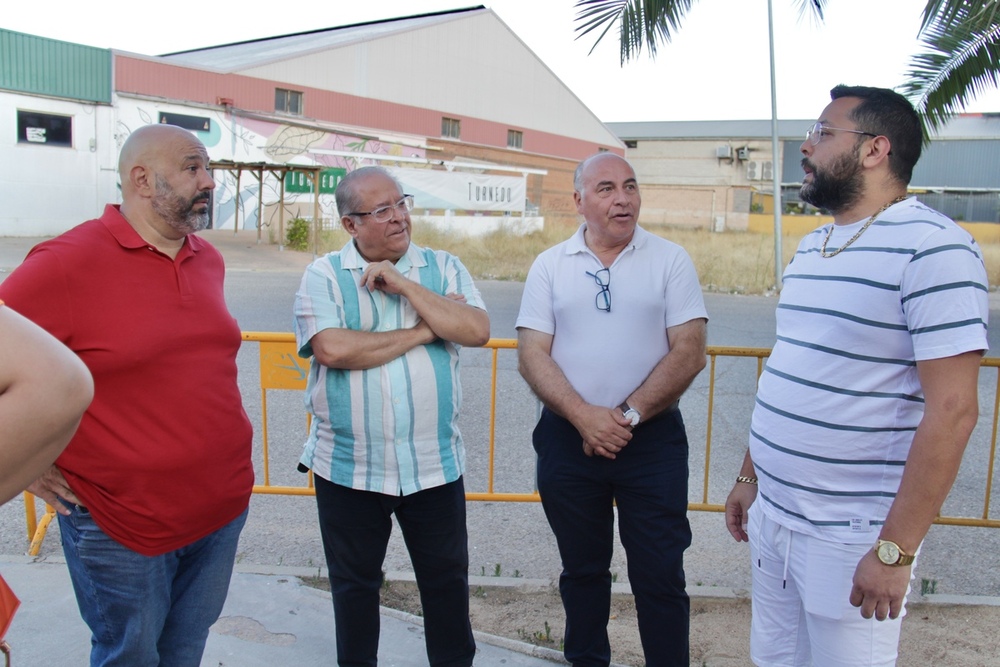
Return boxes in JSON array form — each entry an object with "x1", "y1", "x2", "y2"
[{"x1": 748, "y1": 505, "x2": 912, "y2": 667}]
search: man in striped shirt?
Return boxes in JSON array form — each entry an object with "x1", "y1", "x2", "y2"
[
  {"x1": 294, "y1": 166, "x2": 489, "y2": 667},
  {"x1": 725, "y1": 86, "x2": 989, "y2": 666}
]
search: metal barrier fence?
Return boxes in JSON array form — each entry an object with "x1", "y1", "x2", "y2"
[{"x1": 22, "y1": 335, "x2": 1000, "y2": 554}]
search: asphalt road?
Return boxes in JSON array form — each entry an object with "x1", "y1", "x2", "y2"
[{"x1": 2, "y1": 233, "x2": 999, "y2": 600}]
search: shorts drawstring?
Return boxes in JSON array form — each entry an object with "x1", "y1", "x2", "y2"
[{"x1": 782, "y1": 529, "x2": 792, "y2": 589}]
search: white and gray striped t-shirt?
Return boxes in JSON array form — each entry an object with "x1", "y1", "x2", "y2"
[{"x1": 751, "y1": 197, "x2": 989, "y2": 543}]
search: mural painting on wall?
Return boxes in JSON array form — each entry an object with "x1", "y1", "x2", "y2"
[{"x1": 116, "y1": 103, "x2": 426, "y2": 232}]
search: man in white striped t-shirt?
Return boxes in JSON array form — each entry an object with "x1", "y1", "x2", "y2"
[
  {"x1": 294, "y1": 166, "x2": 490, "y2": 667},
  {"x1": 725, "y1": 86, "x2": 989, "y2": 666}
]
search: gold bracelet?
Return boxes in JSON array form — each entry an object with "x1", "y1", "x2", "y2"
[{"x1": 736, "y1": 476, "x2": 758, "y2": 485}]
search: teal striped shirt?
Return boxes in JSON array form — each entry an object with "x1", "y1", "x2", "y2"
[{"x1": 294, "y1": 241, "x2": 486, "y2": 495}]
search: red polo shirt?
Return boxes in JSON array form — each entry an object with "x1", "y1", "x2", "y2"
[{"x1": 0, "y1": 205, "x2": 253, "y2": 555}]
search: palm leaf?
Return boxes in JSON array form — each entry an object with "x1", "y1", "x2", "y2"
[
  {"x1": 918, "y1": 0, "x2": 1000, "y2": 34},
  {"x1": 573, "y1": 0, "x2": 826, "y2": 65},
  {"x1": 904, "y1": 1, "x2": 1000, "y2": 136},
  {"x1": 573, "y1": 0, "x2": 696, "y2": 63}
]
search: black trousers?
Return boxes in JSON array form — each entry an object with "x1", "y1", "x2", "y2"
[
  {"x1": 313, "y1": 475, "x2": 476, "y2": 667},
  {"x1": 534, "y1": 407, "x2": 692, "y2": 667}
]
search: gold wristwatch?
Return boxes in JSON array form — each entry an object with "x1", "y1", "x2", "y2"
[{"x1": 874, "y1": 539, "x2": 915, "y2": 566}]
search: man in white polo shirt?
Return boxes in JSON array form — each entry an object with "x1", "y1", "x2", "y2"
[
  {"x1": 725, "y1": 85, "x2": 989, "y2": 666},
  {"x1": 517, "y1": 152, "x2": 708, "y2": 666},
  {"x1": 294, "y1": 166, "x2": 490, "y2": 667}
]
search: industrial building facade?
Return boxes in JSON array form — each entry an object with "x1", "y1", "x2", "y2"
[
  {"x1": 6, "y1": 9, "x2": 998, "y2": 240},
  {"x1": 609, "y1": 116, "x2": 1000, "y2": 233},
  {"x1": 1, "y1": 7, "x2": 622, "y2": 237}
]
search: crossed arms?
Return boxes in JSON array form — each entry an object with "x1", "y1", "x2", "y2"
[{"x1": 310, "y1": 260, "x2": 490, "y2": 370}]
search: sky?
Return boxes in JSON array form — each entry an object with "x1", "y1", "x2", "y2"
[{"x1": 6, "y1": 0, "x2": 1000, "y2": 123}]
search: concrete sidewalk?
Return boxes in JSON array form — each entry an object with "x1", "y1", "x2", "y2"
[
  {"x1": 0, "y1": 232, "x2": 566, "y2": 666},
  {"x1": 1, "y1": 555, "x2": 566, "y2": 667}
]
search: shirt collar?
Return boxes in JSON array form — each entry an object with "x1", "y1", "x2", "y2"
[
  {"x1": 340, "y1": 239, "x2": 426, "y2": 273},
  {"x1": 563, "y1": 222, "x2": 649, "y2": 256},
  {"x1": 100, "y1": 204, "x2": 200, "y2": 260}
]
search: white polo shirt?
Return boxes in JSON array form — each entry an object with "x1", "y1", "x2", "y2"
[{"x1": 516, "y1": 223, "x2": 707, "y2": 407}]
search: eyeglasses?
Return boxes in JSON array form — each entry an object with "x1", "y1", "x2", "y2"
[
  {"x1": 586, "y1": 268, "x2": 611, "y2": 312},
  {"x1": 805, "y1": 122, "x2": 878, "y2": 146},
  {"x1": 347, "y1": 194, "x2": 414, "y2": 223}
]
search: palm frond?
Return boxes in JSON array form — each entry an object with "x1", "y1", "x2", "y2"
[
  {"x1": 919, "y1": 0, "x2": 1000, "y2": 34},
  {"x1": 573, "y1": 0, "x2": 827, "y2": 65},
  {"x1": 792, "y1": 0, "x2": 827, "y2": 25},
  {"x1": 573, "y1": 0, "x2": 695, "y2": 64},
  {"x1": 903, "y1": 1, "x2": 1000, "y2": 135}
]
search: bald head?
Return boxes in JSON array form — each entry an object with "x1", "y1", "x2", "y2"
[
  {"x1": 119, "y1": 124, "x2": 208, "y2": 194},
  {"x1": 574, "y1": 152, "x2": 631, "y2": 193},
  {"x1": 118, "y1": 124, "x2": 215, "y2": 238}
]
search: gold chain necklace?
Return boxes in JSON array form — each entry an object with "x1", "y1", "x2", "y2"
[{"x1": 820, "y1": 195, "x2": 907, "y2": 258}]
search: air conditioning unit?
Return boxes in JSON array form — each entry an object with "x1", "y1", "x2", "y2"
[
  {"x1": 715, "y1": 145, "x2": 732, "y2": 159},
  {"x1": 747, "y1": 161, "x2": 774, "y2": 181}
]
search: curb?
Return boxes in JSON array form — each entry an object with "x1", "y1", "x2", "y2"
[{"x1": 6, "y1": 555, "x2": 1000, "y2": 607}]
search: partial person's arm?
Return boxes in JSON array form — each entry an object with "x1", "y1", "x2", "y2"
[
  {"x1": 360, "y1": 261, "x2": 490, "y2": 347},
  {"x1": 725, "y1": 449, "x2": 759, "y2": 542},
  {"x1": 621, "y1": 318, "x2": 707, "y2": 420},
  {"x1": 0, "y1": 306, "x2": 93, "y2": 506},
  {"x1": 517, "y1": 327, "x2": 633, "y2": 459},
  {"x1": 850, "y1": 350, "x2": 982, "y2": 621},
  {"x1": 311, "y1": 319, "x2": 436, "y2": 370}
]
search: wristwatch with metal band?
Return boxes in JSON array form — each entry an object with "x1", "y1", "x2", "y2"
[
  {"x1": 618, "y1": 401, "x2": 640, "y2": 427},
  {"x1": 875, "y1": 539, "x2": 915, "y2": 566}
]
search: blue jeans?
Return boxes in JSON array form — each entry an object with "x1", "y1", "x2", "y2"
[
  {"x1": 58, "y1": 503, "x2": 248, "y2": 667},
  {"x1": 313, "y1": 475, "x2": 476, "y2": 667},
  {"x1": 534, "y1": 407, "x2": 692, "y2": 667}
]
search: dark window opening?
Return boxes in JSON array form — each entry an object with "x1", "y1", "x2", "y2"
[
  {"x1": 17, "y1": 110, "x2": 72, "y2": 147},
  {"x1": 159, "y1": 112, "x2": 211, "y2": 132}
]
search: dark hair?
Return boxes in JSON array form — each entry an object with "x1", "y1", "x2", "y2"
[{"x1": 830, "y1": 85, "x2": 922, "y2": 185}]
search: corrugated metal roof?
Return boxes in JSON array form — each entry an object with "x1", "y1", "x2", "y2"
[
  {"x1": 926, "y1": 114, "x2": 1000, "y2": 139},
  {"x1": 913, "y1": 139, "x2": 1000, "y2": 188},
  {"x1": 607, "y1": 119, "x2": 812, "y2": 140},
  {"x1": 0, "y1": 29, "x2": 111, "y2": 103},
  {"x1": 609, "y1": 115, "x2": 1000, "y2": 141},
  {"x1": 160, "y1": 7, "x2": 485, "y2": 72}
]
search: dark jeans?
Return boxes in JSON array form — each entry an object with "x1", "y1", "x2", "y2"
[
  {"x1": 534, "y1": 407, "x2": 692, "y2": 667},
  {"x1": 313, "y1": 475, "x2": 475, "y2": 667}
]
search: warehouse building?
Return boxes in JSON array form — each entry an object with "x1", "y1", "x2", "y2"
[
  {"x1": 1, "y1": 6, "x2": 622, "y2": 237},
  {"x1": 608, "y1": 115, "x2": 1000, "y2": 234}
]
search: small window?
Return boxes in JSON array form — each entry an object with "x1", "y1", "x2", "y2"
[
  {"x1": 624, "y1": 140, "x2": 638, "y2": 149},
  {"x1": 275, "y1": 89, "x2": 303, "y2": 115},
  {"x1": 159, "y1": 112, "x2": 211, "y2": 132},
  {"x1": 17, "y1": 110, "x2": 72, "y2": 147},
  {"x1": 507, "y1": 129, "x2": 523, "y2": 150},
  {"x1": 442, "y1": 117, "x2": 461, "y2": 139}
]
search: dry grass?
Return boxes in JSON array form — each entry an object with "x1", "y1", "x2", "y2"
[
  {"x1": 981, "y1": 243, "x2": 1000, "y2": 288},
  {"x1": 312, "y1": 222, "x2": 999, "y2": 295}
]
